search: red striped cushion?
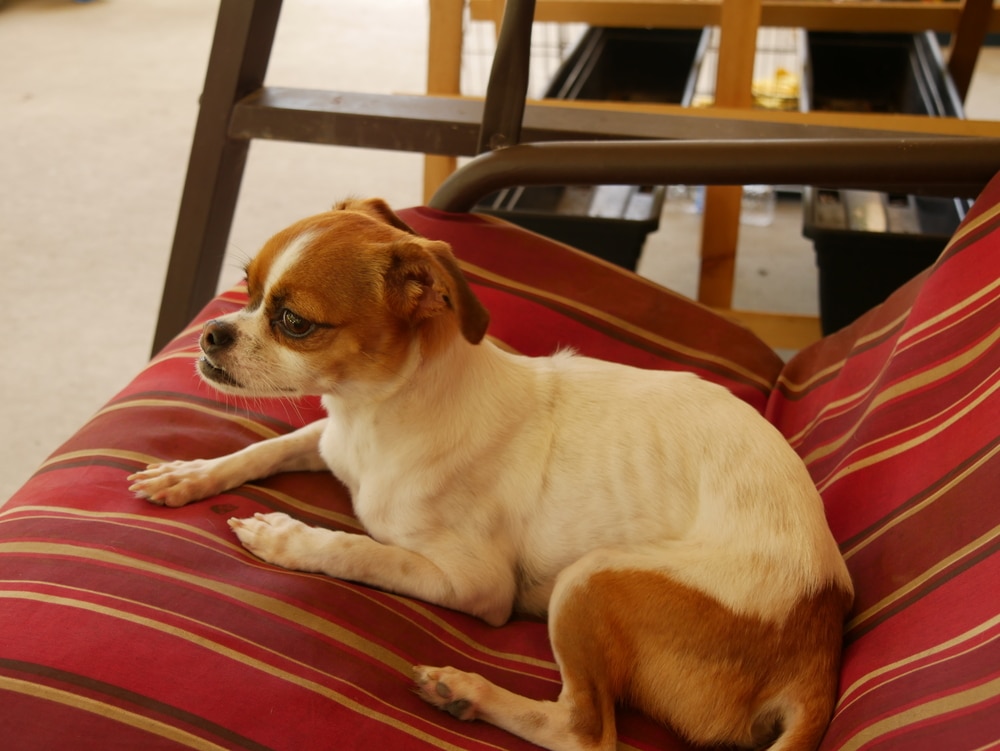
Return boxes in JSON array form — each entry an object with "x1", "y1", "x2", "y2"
[
  {"x1": 767, "y1": 174, "x2": 1000, "y2": 750},
  {"x1": 0, "y1": 220, "x2": 780, "y2": 750},
  {"x1": 4, "y1": 175, "x2": 997, "y2": 750}
]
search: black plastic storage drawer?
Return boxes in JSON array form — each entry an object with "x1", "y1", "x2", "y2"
[
  {"x1": 803, "y1": 31, "x2": 970, "y2": 333},
  {"x1": 475, "y1": 28, "x2": 709, "y2": 269}
]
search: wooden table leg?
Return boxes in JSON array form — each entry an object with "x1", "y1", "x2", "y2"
[
  {"x1": 424, "y1": 0, "x2": 466, "y2": 201},
  {"x1": 697, "y1": 0, "x2": 762, "y2": 308}
]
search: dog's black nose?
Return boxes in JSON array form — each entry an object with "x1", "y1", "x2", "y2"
[{"x1": 201, "y1": 319, "x2": 235, "y2": 354}]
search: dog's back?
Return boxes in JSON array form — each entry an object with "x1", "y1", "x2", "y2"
[
  {"x1": 422, "y1": 346, "x2": 851, "y2": 620},
  {"x1": 414, "y1": 341, "x2": 853, "y2": 751}
]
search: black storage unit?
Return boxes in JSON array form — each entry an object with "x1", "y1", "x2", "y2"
[
  {"x1": 803, "y1": 31, "x2": 970, "y2": 333},
  {"x1": 545, "y1": 26, "x2": 706, "y2": 104},
  {"x1": 475, "y1": 28, "x2": 709, "y2": 269}
]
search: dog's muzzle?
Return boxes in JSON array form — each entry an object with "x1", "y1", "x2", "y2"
[{"x1": 198, "y1": 320, "x2": 242, "y2": 388}]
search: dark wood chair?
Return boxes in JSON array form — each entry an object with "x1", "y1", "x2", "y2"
[{"x1": 152, "y1": 0, "x2": 1000, "y2": 353}]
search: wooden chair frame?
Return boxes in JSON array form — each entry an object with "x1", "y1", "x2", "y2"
[{"x1": 153, "y1": 0, "x2": 1000, "y2": 353}]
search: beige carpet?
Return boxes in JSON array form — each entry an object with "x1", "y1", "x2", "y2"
[{"x1": 2, "y1": 0, "x2": 998, "y2": 502}]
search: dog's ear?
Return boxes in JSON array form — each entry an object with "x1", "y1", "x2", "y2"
[
  {"x1": 334, "y1": 197, "x2": 417, "y2": 235},
  {"x1": 385, "y1": 240, "x2": 490, "y2": 344}
]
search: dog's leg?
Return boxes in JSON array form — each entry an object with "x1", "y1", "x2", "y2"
[
  {"x1": 413, "y1": 660, "x2": 614, "y2": 751},
  {"x1": 419, "y1": 547, "x2": 846, "y2": 751},
  {"x1": 128, "y1": 419, "x2": 328, "y2": 507},
  {"x1": 414, "y1": 556, "x2": 619, "y2": 751},
  {"x1": 228, "y1": 512, "x2": 517, "y2": 626}
]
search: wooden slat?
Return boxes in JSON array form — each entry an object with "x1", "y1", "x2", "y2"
[
  {"x1": 470, "y1": 0, "x2": 1000, "y2": 33},
  {"x1": 525, "y1": 98, "x2": 1000, "y2": 138},
  {"x1": 714, "y1": 309, "x2": 822, "y2": 350},
  {"x1": 229, "y1": 89, "x2": 1000, "y2": 154}
]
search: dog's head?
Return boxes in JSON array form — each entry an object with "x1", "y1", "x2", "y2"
[{"x1": 197, "y1": 198, "x2": 490, "y2": 397}]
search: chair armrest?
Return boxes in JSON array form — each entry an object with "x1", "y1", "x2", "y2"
[{"x1": 429, "y1": 137, "x2": 1000, "y2": 212}]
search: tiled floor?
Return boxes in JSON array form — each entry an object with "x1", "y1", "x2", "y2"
[{"x1": 1, "y1": 0, "x2": 997, "y2": 502}]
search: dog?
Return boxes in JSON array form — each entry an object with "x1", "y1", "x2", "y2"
[{"x1": 129, "y1": 198, "x2": 853, "y2": 751}]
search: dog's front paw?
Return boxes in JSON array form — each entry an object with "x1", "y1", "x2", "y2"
[
  {"x1": 413, "y1": 666, "x2": 486, "y2": 722},
  {"x1": 128, "y1": 459, "x2": 226, "y2": 507},
  {"x1": 229, "y1": 512, "x2": 325, "y2": 571}
]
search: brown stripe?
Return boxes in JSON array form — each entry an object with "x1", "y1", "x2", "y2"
[
  {"x1": 838, "y1": 615, "x2": 1000, "y2": 710},
  {"x1": 0, "y1": 658, "x2": 269, "y2": 751},
  {"x1": 815, "y1": 373, "x2": 999, "y2": 495},
  {"x1": 805, "y1": 329, "x2": 1000, "y2": 474},
  {"x1": 109, "y1": 389, "x2": 308, "y2": 435},
  {"x1": 461, "y1": 261, "x2": 776, "y2": 392},
  {"x1": 777, "y1": 249, "x2": 999, "y2": 404},
  {"x1": 834, "y1": 674, "x2": 1000, "y2": 751},
  {"x1": 0, "y1": 587, "x2": 479, "y2": 751},
  {"x1": 846, "y1": 526, "x2": 1000, "y2": 641},
  {"x1": 937, "y1": 195, "x2": 1000, "y2": 264},
  {"x1": 840, "y1": 439, "x2": 1000, "y2": 559}
]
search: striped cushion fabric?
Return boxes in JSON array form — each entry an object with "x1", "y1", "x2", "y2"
[
  {"x1": 767, "y1": 172, "x2": 1000, "y2": 750},
  {"x1": 4, "y1": 175, "x2": 998, "y2": 750},
  {"x1": 0, "y1": 215, "x2": 781, "y2": 750}
]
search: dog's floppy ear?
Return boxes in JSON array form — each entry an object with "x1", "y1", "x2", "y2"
[
  {"x1": 334, "y1": 197, "x2": 417, "y2": 235},
  {"x1": 385, "y1": 240, "x2": 490, "y2": 344}
]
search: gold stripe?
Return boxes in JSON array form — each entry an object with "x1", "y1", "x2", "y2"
[
  {"x1": 94, "y1": 399, "x2": 282, "y2": 441},
  {"x1": 37, "y1": 448, "x2": 166, "y2": 472},
  {"x1": 458, "y1": 260, "x2": 776, "y2": 390},
  {"x1": 835, "y1": 674, "x2": 1000, "y2": 751},
  {"x1": 1, "y1": 541, "x2": 412, "y2": 672},
  {"x1": 815, "y1": 369, "x2": 1000, "y2": 492},
  {"x1": 0, "y1": 537, "x2": 556, "y2": 675},
  {"x1": 941, "y1": 196, "x2": 1000, "y2": 255},
  {"x1": 0, "y1": 508, "x2": 555, "y2": 677},
  {"x1": 843, "y1": 442, "x2": 1000, "y2": 561},
  {"x1": 784, "y1": 280, "x2": 999, "y2": 444},
  {"x1": 0, "y1": 506, "x2": 219, "y2": 537},
  {"x1": 242, "y1": 485, "x2": 364, "y2": 531},
  {"x1": 3, "y1": 492, "x2": 360, "y2": 535},
  {"x1": 779, "y1": 282, "x2": 1000, "y2": 446},
  {"x1": 399, "y1": 599, "x2": 558, "y2": 675},
  {"x1": 838, "y1": 614, "x2": 1000, "y2": 711},
  {"x1": 776, "y1": 307, "x2": 909, "y2": 396},
  {"x1": 0, "y1": 507, "x2": 254, "y2": 560},
  {"x1": 0, "y1": 674, "x2": 228, "y2": 751},
  {"x1": 847, "y1": 524, "x2": 1000, "y2": 633},
  {"x1": 896, "y1": 275, "x2": 1000, "y2": 353},
  {"x1": 779, "y1": 246, "x2": 1000, "y2": 399},
  {"x1": 805, "y1": 324, "x2": 1000, "y2": 471},
  {"x1": 0, "y1": 508, "x2": 554, "y2": 679},
  {"x1": 0, "y1": 588, "x2": 481, "y2": 751}
]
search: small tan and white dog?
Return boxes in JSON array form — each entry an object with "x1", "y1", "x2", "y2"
[{"x1": 129, "y1": 198, "x2": 853, "y2": 751}]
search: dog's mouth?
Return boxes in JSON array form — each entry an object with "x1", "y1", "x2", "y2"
[{"x1": 198, "y1": 356, "x2": 244, "y2": 389}]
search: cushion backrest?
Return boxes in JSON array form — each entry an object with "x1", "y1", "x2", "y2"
[{"x1": 767, "y1": 174, "x2": 1000, "y2": 750}]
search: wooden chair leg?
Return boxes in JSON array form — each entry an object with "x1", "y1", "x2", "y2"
[
  {"x1": 947, "y1": 0, "x2": 993, "y2": 103},
  {"x1": 152, "y1": 0, "x2": 283, "y2": 355}
]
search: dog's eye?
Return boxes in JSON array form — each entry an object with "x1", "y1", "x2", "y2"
[{"x1": 276, "y1": 308, "x2": 316, "y2": 339}]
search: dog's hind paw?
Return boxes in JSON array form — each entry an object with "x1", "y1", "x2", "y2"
[{"x1": 413, "y1": 665, "x2": 483, "y2": 721}]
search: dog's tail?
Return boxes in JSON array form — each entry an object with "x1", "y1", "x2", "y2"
[{"x1": 760, "y1": 697, "x2": 838, "y2": 751}]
